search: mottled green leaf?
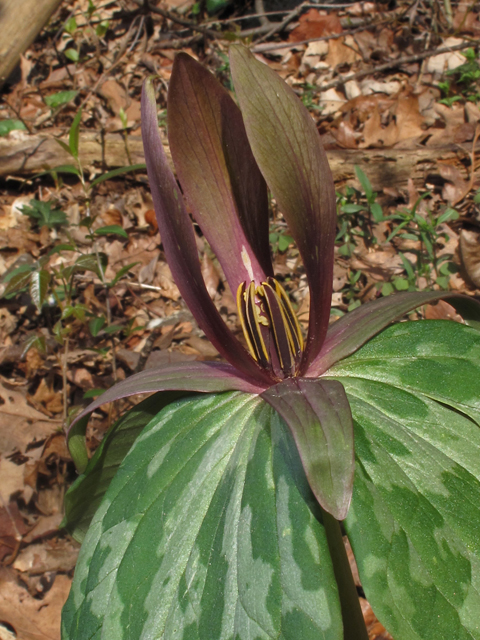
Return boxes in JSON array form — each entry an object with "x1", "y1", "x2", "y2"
[
  {"x1": 62, "y1": 392, "x2": 343, "y2": 639},
  {"x1": 329, "y1": 320, "x2": 480, "y2": 425},
  {"x1": 311, "y1": 290, "x2": 480, "y2": 375},
  {"x1": 327, "y1": 320, "x2": 480, "y2": 640},
  {"x1": 63, "y1": 392, "x2": 185, "y2": 542}
]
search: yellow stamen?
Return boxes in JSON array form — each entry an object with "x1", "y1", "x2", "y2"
[{"x1": 237, "y1": 277, "x2": 304, "y2": 375}]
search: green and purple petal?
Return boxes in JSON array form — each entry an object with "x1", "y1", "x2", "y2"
[
  {"x1": 230, "y1": 45, "x2": 336, "y2": 373},
  {"x1": 262, "y1": 377, "x2": 354, "y2": 520},
  {"x1": 66, "y1": 360, "x2": 268, "y2": 470},
  {"x1": 142, "y1": 80, "x2": 273, "y2": 385},
  {"x1": 309, "y1": 291, "x2": 480, "y2": 376},
  {"x1": 168, "y1": 53, "x2": 272, "y2": 294}
]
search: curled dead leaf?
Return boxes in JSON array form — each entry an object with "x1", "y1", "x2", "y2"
[
  {"x1": 102, "y1": 207, "x2": 123, "y2": 227},
  {"x1": 425, "y1": 299, "x2": 463, "y2": 322},
  {"x1": 460, "y1": 229, "x2": 480, "y2": 288},
  {"x1": 201, "y1": 253, "x2": 221, "y2": 299},
  {"x1": 439, "y1": 163, "x2": 469, "y2": 205},
  {"x1": 145, "y1": 208, "x2": 158, "y2": 235}
]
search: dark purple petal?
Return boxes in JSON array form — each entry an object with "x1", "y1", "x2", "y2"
[
  {"x1": 309, "y1": 291, "x2": 480, "y2": 376},
  {"x1": 67, "y1": 360, "x2": 266, "y2": 441},
  {"x1": 168, "y1": 53, "x2": 272, "y2": 294},
  {"x1": 262, "y1": 378, "x2": 354, "y2": 520},
  {"x1": 142, "y1": 81, "x2": 273, "y2": 384},
  {"x1": 230, "y1": 46, "x2": 336, "y2": 373}
]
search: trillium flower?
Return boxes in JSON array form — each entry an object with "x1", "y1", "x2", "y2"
[{"x1": 68, "y1": 46, "x2": 480, "y2": 520}]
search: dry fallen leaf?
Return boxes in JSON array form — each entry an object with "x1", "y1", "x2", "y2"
[
  {"x1": 0, "y1": 568, "x2": 71, "y2": 640},
  {"x1": 289, "y1": 9, "x2": 342, "y2": 42},
  {"x1": 0, "y1": 383, "x2": 59, "y2": 454},
  {"x1": 31, "y1": 377, "x2": 64, "y2": 415},
  {"x1": 460, "y1": 229, "x2": 480, "y2": 288},
  {"x1": 425, "y1": 299, "x2": 464, "y2": 322},
  {"x1": 201, "y1": 253, "x2": 221, "y2": 298},
  {"x1": 145, "y1": 208, "x2": 159, "y2": 235},
  {"x1": 102, "y1": 207, "x2": 124, "y2": 227},
  {"x1": 0, "y1": 502, "x2": 28, "y2": 562},
  {"x1": 326, "y1": 36, "x2": 362, "y2": 69},
  {"x1": 13, "y1": 538, "x2": 79, "y2": 575},
  {"x1": 351, "y1": 246, "x2": 404, "y2": 280},
  {"x1": 439, "y1": 163, "x2": 469, "y2": 205},
  {"x1": 0, "y1": 457, "x2": 25, "y2": 503}
]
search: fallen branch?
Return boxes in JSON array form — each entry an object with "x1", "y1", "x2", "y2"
[{"x1": 1, "y1": 131, "x2": 478, "y2": 193}]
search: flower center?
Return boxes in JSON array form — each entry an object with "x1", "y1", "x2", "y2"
[{"x1": 236, "y1": 277, "x2": 304, "y2": 377}]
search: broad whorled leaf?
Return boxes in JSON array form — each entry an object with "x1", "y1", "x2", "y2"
[
  {"x1": 62, "y1": 392, "x2": 343, "y2": 640},
  {"x1": 327, "y1": 320, "x2": 480, "y2": 640},
  {"x1": 62, "y1": 391, "x2": 187, "y2": 542}
]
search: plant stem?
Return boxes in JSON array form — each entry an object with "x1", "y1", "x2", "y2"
[
  {"x1": 321, "y1": 508, "x2": 369, "y2": 640},
  {"x1": 62, "y1": 336, "x2": 70, "y2": 424}
]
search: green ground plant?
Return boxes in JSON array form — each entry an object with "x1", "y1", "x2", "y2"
[
  {"x1": 337, "y1": 167, "x2": 459, "y2": 297},
  {"x1": 1, "y1": 109, "x2": 143, "y2": 419},
  {"x1": 439, "y1": 47, "x2": 480, "y2": 105}
]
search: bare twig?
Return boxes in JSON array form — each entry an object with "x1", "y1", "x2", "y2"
[
  {"x1": 254, "y1": 1, "x2": 306, "y2": 45},
  {"x1": 318, "y1": 39, "x2": 475, "y2": 91},
  {"x1": 468, "y1": 124, "x2": 480, "y2": 194},
  {"x1": 135, "y1": 0, "x2": 221, "y2": 37},
  {"x1": 255, "y1": 0, "x2": 270, "y2": 27},
  {"x1": 204, "y1": 3, "x2": 355, "y2": 26},
  {"x1": 252, "y1": 20, "x2": 383, "y2": 53},
  {"x1": 62, "y1": 336, "x2": 70, "y2": 424},
  {"x1": 153, "y1": 34, "x2": 203, "y2": 50},
  {"x1": 442, "y1": 0, "x2": 453, "y2": 28}
]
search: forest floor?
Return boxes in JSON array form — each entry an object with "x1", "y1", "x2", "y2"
[{"x1": 0, "y1": 0, "x2": 479, "y2": 637}]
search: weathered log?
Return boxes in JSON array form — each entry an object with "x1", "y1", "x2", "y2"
[
  {"x1": 0, "y1": 0, "x2": 64, "y2": 88},
  {"x1": 0, "y1": 130, "x2": 475, "y2": 190}
]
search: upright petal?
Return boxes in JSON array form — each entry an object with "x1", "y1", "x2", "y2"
[
  {"x1": 168, "y1": 53, "x2": 272, "y2": 293},
  {"x1": 309, "y1": 290, "x2": 480, "y2": 376},
  {"x1": 230, "y1": 45, "x2": 336, "y2": 372},
  {"x1": 262, "y1": 378, "x2": 354, "y2": 520},
  {"x1": 142, "y1": 81, "x2": 272, "y2": 384}
]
